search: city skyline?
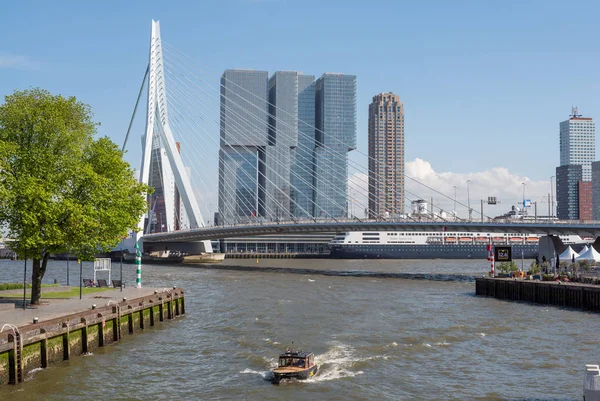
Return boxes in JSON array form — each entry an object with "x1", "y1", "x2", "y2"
[
  {"x1": 2, "y1": 1, "x2": 600, "y2": 219},
  {"x1": 218, "y1": 69, "x2": 356, "y2": 223}
]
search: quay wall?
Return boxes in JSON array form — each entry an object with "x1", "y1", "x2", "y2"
[
  {"x1": 0, "y1": 288, "x2": 185, "y2": 385},
  {"x1": 475, "y1": 278, "x2": 600, "y2": 312},
  {"x1": 225, "y1": 252, "x2": 330, "y2": 259}
]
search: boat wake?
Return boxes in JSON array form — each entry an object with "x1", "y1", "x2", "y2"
[
  {"x1": 240, "y1": 367, "x2": 272, "y2": 380},
  {"x1": 307, "y1": 343, "x2": 371, "y2": 382}
]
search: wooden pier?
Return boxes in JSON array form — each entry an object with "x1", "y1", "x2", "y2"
[
  {"x1": 475, "y1": 277, "x2": 600, "y2": 312},
  {"x1": 0, "y1": 288, "x2": 184, "y2": 385}
]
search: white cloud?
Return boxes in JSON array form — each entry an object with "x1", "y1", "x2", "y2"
[
  {"x1": 0, "y1": 55, "x2": 37, "y2": 70},
  {"x1": 349, "y1": 158, "x2": 554, "y2": 219}
]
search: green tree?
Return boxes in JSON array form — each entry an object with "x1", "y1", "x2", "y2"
[
  {"x1": 498, "y1": 261, "x2": 519, "y2": 275},
  {"x1": 0, "y1": 88, "x2": 149, "y2": 304}
]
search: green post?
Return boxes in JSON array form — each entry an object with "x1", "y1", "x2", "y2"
[{"x1": 135, "y1": 241, "x2": 142, "y2": 288}]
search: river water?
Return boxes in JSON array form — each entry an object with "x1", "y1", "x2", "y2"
[{"x1": 0, "y1": 257, "x2": 597, "y2": 400}]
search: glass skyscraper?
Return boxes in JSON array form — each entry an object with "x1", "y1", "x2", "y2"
[
  {"x1": 556, "y1": 107, "x2": 595, "y2": 220},
  {"x1": 218, "y1": 69, "x2": 268, "y2": 224},
  {"x1": 267, "y1": 71, "x2": 316, "y2": 220},
  {"x1": 218, "y1": 70, "x2": 355, "y2": 223},
  {"x1": 315, "y1": 73, "x2": 357, "y2": 218},
  {"x1": 559, "y1": 109, "x2": 595, "y2": 181}
]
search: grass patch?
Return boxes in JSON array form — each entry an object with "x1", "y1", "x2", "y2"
[
  {"x1": 0, "y1": 283, "x2": 59, "y2": 291},
  {"x1": 0, "y1": 287, "x2": 113, "y2": 298}
]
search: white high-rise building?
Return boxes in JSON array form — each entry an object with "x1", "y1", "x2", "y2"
[{"x1": 559, "y1": 106, "x2": 595, "y2": 181}]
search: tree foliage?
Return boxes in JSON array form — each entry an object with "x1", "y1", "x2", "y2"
[
  {"x1": 497, "y1": 261, "x2": 519, "y2": 274},
  {"x1": 0, "y1": 88, "x2": 149, "y2": 304}
]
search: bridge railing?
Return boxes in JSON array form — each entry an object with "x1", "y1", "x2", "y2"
[{"x1": 166, "y1": 217, "x2": 600, "y2": 233}]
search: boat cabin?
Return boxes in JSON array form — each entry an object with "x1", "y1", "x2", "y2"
[{"x1": 278, "y1": 350, "x2": 314, "y2": 369}]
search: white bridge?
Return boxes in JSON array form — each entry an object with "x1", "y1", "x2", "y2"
[{"x1": 125, "y1": 21, "x2": 600, "y2": 256}]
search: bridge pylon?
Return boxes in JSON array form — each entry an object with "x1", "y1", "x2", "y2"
[{"x1": 134, "y1": 20, "x2": 212, "y2": 253}]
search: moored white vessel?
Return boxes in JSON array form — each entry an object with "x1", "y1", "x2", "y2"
[{"x1": 329, "y1": 231, "x2": 589, "y2": 260}]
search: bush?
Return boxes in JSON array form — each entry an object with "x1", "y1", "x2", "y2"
[
  {"x1": 498, "y1": 261, "x2": 519, "y2": 275},
  {"x1": 528, "y1": 261, "x2": 541, "y2": 274},
  {"x1": 0, "y1": 283, "x2": 31, "y2": 291},
  {"x1": 0, "y1": 283, "x2": 58, "y2": 291},
  {"x1": 581, "y1": 260, "x2": 592, "y2": 272}
]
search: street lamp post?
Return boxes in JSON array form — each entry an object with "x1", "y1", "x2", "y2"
[
  {"x1": 453, "y1": 185, "x2": 457, "y2": 221},
  {"x1": 467, "y1": 180, "x2": 472, "y2": 221},
  {"x1": 480, "y1": 197, "x2": 498, "y2": 223},
  {"x1": 23, "y1": 257, "x2": 27, "y2": 310},
  {"x1": 120, "y1": 250, "x2": 124, "y2": 292}
]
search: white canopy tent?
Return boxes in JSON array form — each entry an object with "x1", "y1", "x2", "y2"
[
  {"x1": 576, "y1": 246, "x2": 600, "y2": 262},
  {"x1": 558, "y1": 246, "x2": 580, "y2": 262}
]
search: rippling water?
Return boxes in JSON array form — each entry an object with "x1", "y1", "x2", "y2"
[{"x1": 0, "y1": 258, "x2": 597, "y2": 400}]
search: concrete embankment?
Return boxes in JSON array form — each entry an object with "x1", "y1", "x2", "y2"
[
  {"x1": 0, "y1": 287, "x2": 184, "y2": 385},
  {"x1": 225, "y1": 252, "x2": 330, "y2": 259},
  {"x1": 475, "y1": 277, "x2": 600, "y2": 312}
]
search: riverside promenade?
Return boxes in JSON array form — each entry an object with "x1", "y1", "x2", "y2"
[
  {"x1": 0, "y1": 285, "x2": 185, "y2": 385},
  {"x1": 0, "y1": 286, "x2": 170, "y2": 328}
]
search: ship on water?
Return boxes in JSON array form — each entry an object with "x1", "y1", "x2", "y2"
[
  {"x1": 329, "y1": 201, "x2": 591, "y2": 260},
  {"x1": 328, "y1": 231, "x2": 589, "y2": 259}
]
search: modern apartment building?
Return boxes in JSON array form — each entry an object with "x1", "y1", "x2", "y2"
[
  {"x1": 559, "y1": 108, "x2": 595, "y2": 181},
  {"x1": 556, "y1": 107, "x2": 595, "y2": 220},
  {"x1": 578, "y1": 181, "x2": 592, "y2": 220},
  {"x1": 556, "y1": 164, "x2": 582, "y2": 220},
  {"x1": 367, "y1": 92, "x2": 404, "y2": 218},
  {"x1": 314, "y1": 73, "x2": 357, "y2": 219},
  {"x1": 592, "y1": 161, "x2": 600, "y2": 220}
]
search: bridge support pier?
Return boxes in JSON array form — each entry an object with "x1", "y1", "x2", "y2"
[{"x1": 538, "y1": 235, "x2": 564, "y2": 264}]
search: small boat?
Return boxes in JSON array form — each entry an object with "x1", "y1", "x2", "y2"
[
  {"x1": 272, "y1": 349, "x2": 317, "y2": 384},
  {"x1": 182, "y1": 253, "x2": 225, "y2": 264},
  {"x1": 584, "y1": 364, "x2": 600, "y2": 400},
  {"x1": 122, "y1": 252, "x2": 184, "y2": 264}
]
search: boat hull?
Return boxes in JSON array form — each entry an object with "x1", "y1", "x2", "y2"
[
  {"x1": 272, "y1": 365, "x2": 318, "y2": 384},
  {"x1": 123, "y1": 254, "x2": 184, "y2": 264},
  {"x1": 329, "y1": 244, "x2": 538, "y2": 259},
  {"x1": 182, "y1": 253, "x2": 225, "y2": 264}
]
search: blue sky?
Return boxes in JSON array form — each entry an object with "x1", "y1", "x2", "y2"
[{"x1": 2, "y1": 0, "x2": 599, "y2": 216}]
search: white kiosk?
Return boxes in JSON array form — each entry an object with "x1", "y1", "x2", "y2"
[{"x1": 93, "y1": 258, "x2": 112, "y2": 285}]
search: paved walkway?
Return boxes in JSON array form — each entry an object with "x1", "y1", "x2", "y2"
[{"x1": 0, "y1": 286, "x2": 170, "y2": 328}]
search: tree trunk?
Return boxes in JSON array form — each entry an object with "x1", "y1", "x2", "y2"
[{"x1": 30, "y1": 252, "x2": 50, "y2": 305}]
